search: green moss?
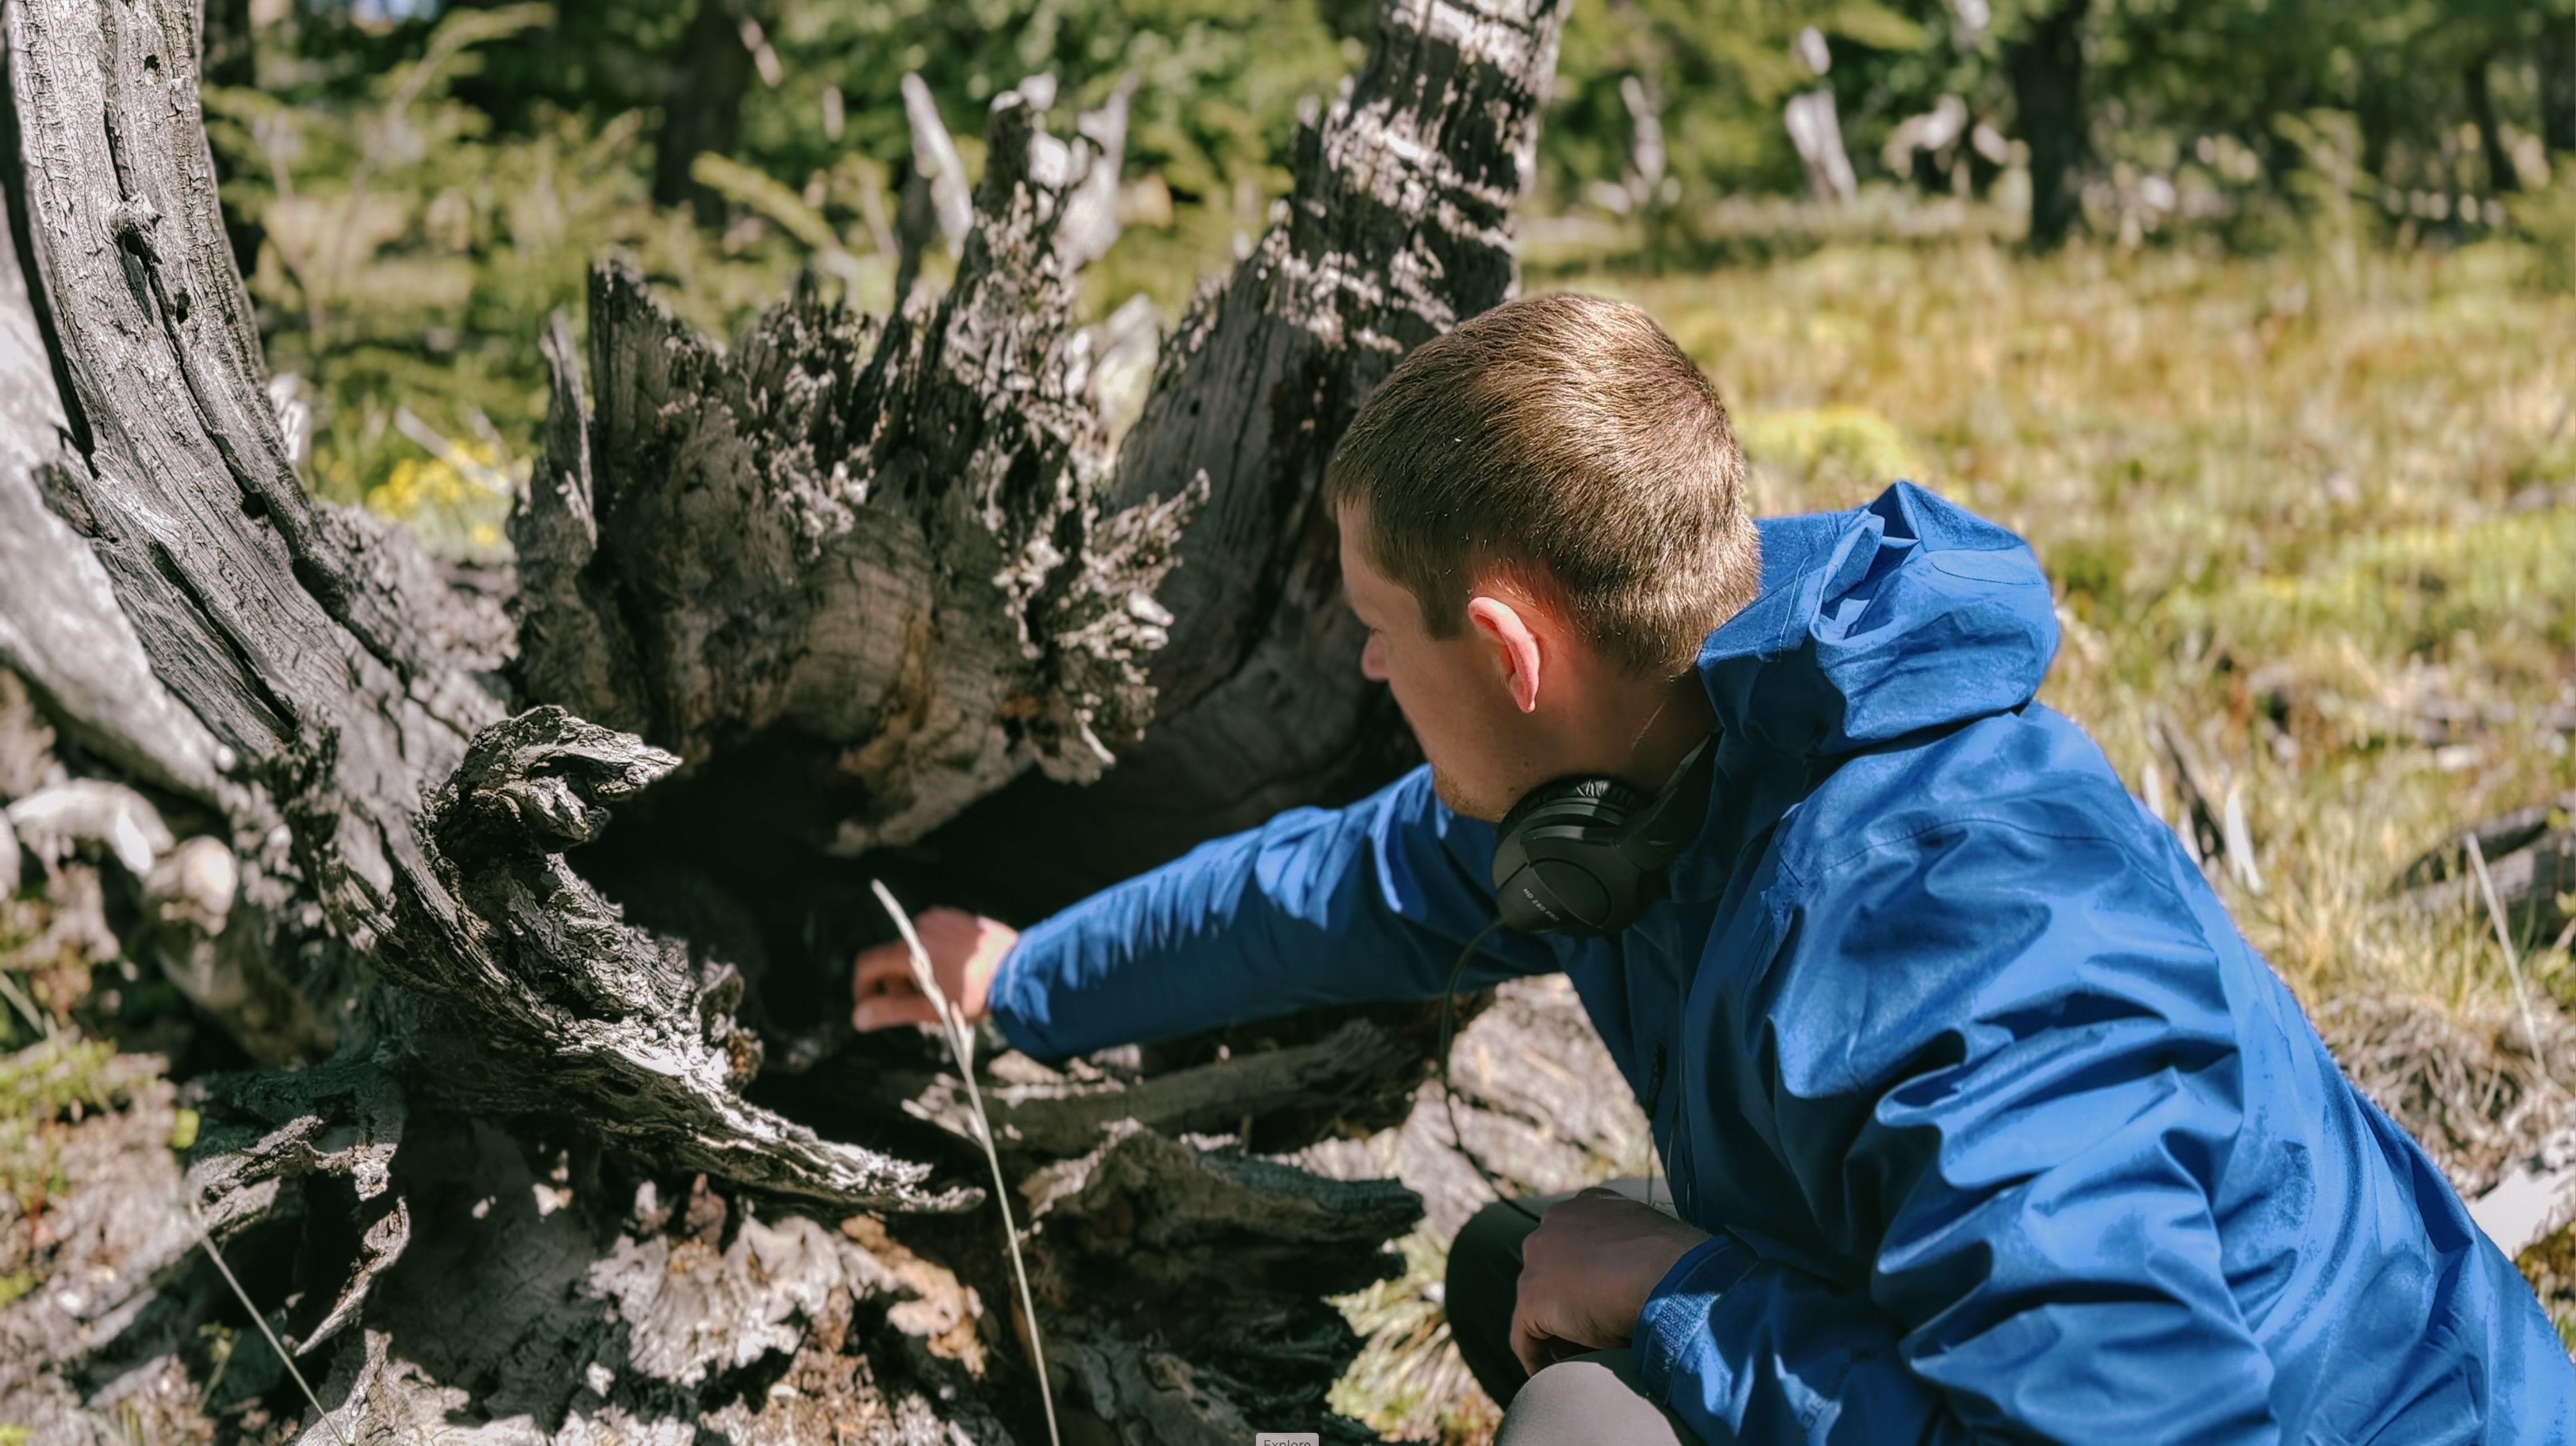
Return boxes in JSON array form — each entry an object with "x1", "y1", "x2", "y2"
[
  {"x1": 2165, "y1": 510, "x2": 2576, "y2": 664},
  {"x1": 0, "y1": 1037, "x2": 131, "y2": 1212},
  {"x1": 1737, "y1": 406, "x2": 1922, "y2": 502},
  {"x1": 0, "y1": 1036, "x2": 120, "y2": 1117}
]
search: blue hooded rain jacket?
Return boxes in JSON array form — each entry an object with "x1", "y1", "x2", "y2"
[{"x1": 988, "y1": 482, "x2": 2574, "y2": 1443}]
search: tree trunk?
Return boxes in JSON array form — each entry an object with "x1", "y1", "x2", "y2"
[
  {"x1": 0, "y1": 0, "x2": 1575, "y2": 1439},
  {"x1": 2543, "y1": 18, "x2": 2576, "y2": 159},
  {"x1": 2464, "y1": 52, "x2": 2520, "y2": 196},
  {"x1": 652, "y1": 0, "x2": 760, "y2": 225},
  {"x1": 2006, "y1": 0, "x2": 2090, "y2": 251}
]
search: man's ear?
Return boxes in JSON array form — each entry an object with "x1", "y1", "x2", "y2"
[{"x1": 1465, "y1": 595, "x2": 1543, "y2": 714}]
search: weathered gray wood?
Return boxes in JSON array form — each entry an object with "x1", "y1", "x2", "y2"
[
  {"x1": 7, "y1": 0, "x2": 482, "y2": 908},
  {"x1": 2397, "y1": 790, "x2": 2576, "y2": 950},
  {"x1": 5, "y1": 0, "x2": 979, "y2": 1213},
  {"x1": 146, "y1": 835, "x2": 339, "y2": 1066},
  {"x1": 185, "y1": 1057, "x2": 410, "y2": 1356},
  {"x1": 397, "y1": 705, "x2": 979, "y2": 1209},
  {"x1": 873, "y1": 1015, "x2": 1428, "y2": 1158},
  {"x1": 304, "y1": 1126, "x2": 1020, "y2": 1446},
  {"x1": 0, "y1": 163, "x2": 231, "y2": 806},
  {"x1": 507, "y1": 310, "x2": 646, "y2": 734},
  {"x1": 515, "y1": 84, "x2": 1201, "y2": 855},
  {"x1": 1286, "y1": 975, "x2": 1652, "y2": 1238},
  {"x1": 511, "y1": 0, "x2": 1572, "y2": 915},
  {"x1": 1054, "y1": 71, "x2": 1136, "y2": 273},
  {"x1": 930, "y1": 0, "x2": 1572, "y2": 913},
  {"x1": 1028, "y1": 1121, "x2": 1422, "y2": 1444}
]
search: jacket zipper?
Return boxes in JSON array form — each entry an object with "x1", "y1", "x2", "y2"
[{"x1": 1643, "y1": 1043, "x2": 1669, "y2": 1212}]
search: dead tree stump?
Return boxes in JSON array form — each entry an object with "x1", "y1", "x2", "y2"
[{"x1": 0, "y1": 0, "x2": 1573, "y2": 1439}]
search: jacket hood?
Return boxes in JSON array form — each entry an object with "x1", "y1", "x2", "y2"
[{"x1": 1697, "y1": 482, "x2": 2058, "y2": 759}]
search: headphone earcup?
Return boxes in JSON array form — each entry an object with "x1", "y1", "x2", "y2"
[{"x1": 1491, "y1": 777, "x2": 1653, "y2": 936}]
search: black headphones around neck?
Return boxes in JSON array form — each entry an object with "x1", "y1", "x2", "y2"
[{"x1": 1488, "y1": 730, "x2": 1719, "y2": 937}]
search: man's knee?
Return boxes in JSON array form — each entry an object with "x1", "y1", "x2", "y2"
[
  {"x1": 1449, "y1": 1198, "x2": 1534, "y2": 1285},
  {"x1": 1492, "y1": 1348, "x2": 1693, "y2": 1446},
  {"x1": 1445, "y1": 1198, "x2": 1541, "y2": 1404}
]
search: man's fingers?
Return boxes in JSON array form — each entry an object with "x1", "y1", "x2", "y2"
[
  {"x1": 853, "y1": 992, "x2": 939, "y2": 1032},
  {"x1": 1510, "y1": 1318, "x2": 1577, "y2": 1378},
  {"x1": 850, "y1": 908, "x2": 1012, "y2": 1029},
  {"x1": 853, "y1": 943, "x2": 914, "y2": 988},
  {"x1": 1509, "y1": 1291, "x2": 1574, "y2": 1378},
  {"x1": 915, "y1": 904, "x2": 976, "y2": 934},
  {"x1": 1509, "y1": 1313, "x2": 1547, "y2": 1378}
]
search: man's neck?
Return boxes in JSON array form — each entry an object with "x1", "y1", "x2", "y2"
[{"x1": 1574, "y1": 668, "x2": 1717, "y2": 795}]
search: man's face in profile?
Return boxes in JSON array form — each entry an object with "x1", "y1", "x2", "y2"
[{"x1": 1336, "y1": 501, "x2": 1533, "y2": 822}]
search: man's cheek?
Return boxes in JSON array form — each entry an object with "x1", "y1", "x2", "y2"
[{"x1": 1383, "y1": 672, "x2": 1431, "y2": 736}]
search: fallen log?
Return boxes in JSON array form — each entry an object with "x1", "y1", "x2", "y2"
[{"x1": 2396, "y1": 791, "x2": 2576, "y2": 952}]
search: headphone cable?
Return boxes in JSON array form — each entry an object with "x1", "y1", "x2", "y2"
[{"x1": 1438, "y1": 921, "x2": 1549, "y2": 1224}]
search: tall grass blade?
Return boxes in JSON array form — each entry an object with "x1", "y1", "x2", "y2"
[
  {"x1": 2464, "y1": 831, "x2": 2549, "y2": 1089},
  {"x1": 0, "y1": 971, "x2": 52, "y2": 1039},
  {"x1": 186, "y1": 1202, "x2": 353, "y2": 1446},
  {"x1": 870, "y1": 880, "x2": 1061, "y2": 1446}
]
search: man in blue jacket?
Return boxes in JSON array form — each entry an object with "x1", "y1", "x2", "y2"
[{"x1": 853, "y1": 294, "x2": 2572, "y2": 1442}]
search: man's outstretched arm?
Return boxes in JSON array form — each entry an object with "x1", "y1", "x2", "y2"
[{"x1": 861, "y1": 766, "x2": 1559, "y2": 1064}]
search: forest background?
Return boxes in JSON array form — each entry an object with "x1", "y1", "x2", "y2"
[{"x1": 6, "y1": 0, "x2": 2575, "y2": 1437}]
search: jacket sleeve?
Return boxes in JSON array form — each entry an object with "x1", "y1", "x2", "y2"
[
  {"x1": 1634, "y1": 817, "x2": 2282, "y2": 1445},
  {"x1": 986, "y1": 765, "x2": 1561, "y2": 1065}
]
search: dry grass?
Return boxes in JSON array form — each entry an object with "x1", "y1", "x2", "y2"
[
  {"x1": 1331, "y1": 233, "x2": 2576, "y2": 1439},
  {"x1": 1594, "y1": 236, "x2": 2575, "y2": 1044},
  {"x1": 1327, "y1": 1229, "x2": 1501, "y2": 1446}
]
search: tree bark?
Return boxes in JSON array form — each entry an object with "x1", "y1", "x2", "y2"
[
  {"x1": 2543, "y1": 18, "x2": 2576, "y2": 158},
  {"x1": 519, "y1": 0, "x2": 1569, "y2": 926},
  {"x1": 4, "y1": 0, "x2": 964, "y2": 1211},
  {"x1": 0, "y1": 0, "x2": 1575, "y2": 1436},
  {"x1": 931, "y1": 0, "x2": 1571, "y2": 916}
]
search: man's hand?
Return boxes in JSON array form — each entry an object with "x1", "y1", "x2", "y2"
[
  {"x1": 1511, "y1": 1186, "x2": 1714, "y2": 1375},
  {"x1": 851, "y1": 907, "x2": 1017, "y2": 1033}
]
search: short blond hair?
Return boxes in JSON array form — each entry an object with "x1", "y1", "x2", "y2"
[{"x1": 1323, "y1": 294, "x2": 1761, "y2": 677}]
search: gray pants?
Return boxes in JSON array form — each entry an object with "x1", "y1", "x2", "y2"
[{"x1": 1443, "y1": 1177, "x2": 1699, "y2": 1445}]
